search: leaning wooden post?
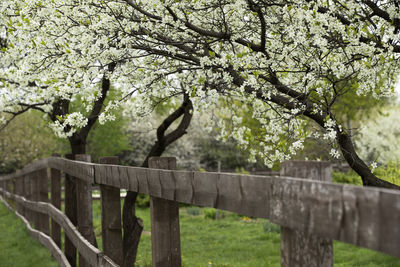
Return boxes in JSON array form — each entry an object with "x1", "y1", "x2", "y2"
[
  {"x1": 99, "y1": 156, "x2": 123, "y2": 265},
  {"x1": 149, "y1": 157, "x2": 182, "y2": 267},
  {"x1": 50, "y1": 154, "x2": 62, "y2": 248},
  {"x1": 75, "y1": 154, "x2": 97, "y2": 267},
  {"x1": 64, "y1": 153, "x2": 77, "y2": 267},
  {"x1": 37, "y1": 168, "x2": 50, "y2": 235},
  {"x1": 280, "y1": 160, "x2": 333, "y2": 267}
]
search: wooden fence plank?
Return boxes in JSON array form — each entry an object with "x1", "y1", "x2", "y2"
[
  {"x1": 149, "y1": 157, "x2": 182, "y2": 267},
  {"x1": 15, "y1": 176, "x2": 24, "y2": 214},
  {"x1": 50, "y1": 155, "x2": 62, "y2": 249},
  {"x1": 38, "y1": 168, "x2": 50, "y2": 235},
  {"x1": 32, "y1": 171, "x2": 41, "y2": 229},
  {"x1": 99, "y1": 156, "x2": 123, "y2": 266},
  {"x1": 193, "y1": 171, "x2": 218, "y2": 208},
  {"x1": 75, "y1": 154, "x2": 97, "y2": 267},
  {"x1": 64, "y1": 154, "x2": 77, "y2": 267},
  {"x1": 1, "y1": 157, "x2": 400, "y2": 258},
  {"x1": 23, "y1": 175, "x2": 32, "y2": 222},
  {"x1": 280, "y1": 161, "x2": 333, "y2": 267},
  {"x1": 173, "y1": 171, "x2": 194, "y2": 203}
]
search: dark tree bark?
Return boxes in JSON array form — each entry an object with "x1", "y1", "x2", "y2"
[
  {"x1": 337, "y1": 131, "x2": 400, "y2": 190},
  {"x1": 122, "y1": 93, "x2": 193, "y2": 267}
]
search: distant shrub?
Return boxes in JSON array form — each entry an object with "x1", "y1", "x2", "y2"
[
  {"x1": 333, "y1": 162, "x2": 400, "y2": 187},
  {"x1": 373, "y1": 162, "x2": 400, "y2": 186},
  {"x1": 203, "y1": 208, "x2": 217, "y2": 219},
  {"x1": 187, "y1": 207, "x2": 201, "y2": 216},
  {"x1": 332, "y1": 171, "x2": 362, "y2": 185},
  {"x1": 235, "y1": 167, "x2": 249, "y2": 174},
  {"x1": 263, "y1": 221, "x2": 280, "y2": 233},
  {"x1": 136, "y1": 194, "x2": 150, "y2": 208}
]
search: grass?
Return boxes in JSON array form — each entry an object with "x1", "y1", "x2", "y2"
[
  {"x1": 0, "y1": 201, "x2": 58, "y2": 267},
  {"x1": 94, "y1": 202, "x2": 400, "y2": 267},
  {"x1": 1, "y1": 199, "x2": 400, "y2": 266}
]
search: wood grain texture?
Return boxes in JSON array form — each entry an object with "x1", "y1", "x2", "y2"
[
  {"x1": 75, "y1": 154, "x2": 96, "y2": 267},
  {"x1": 48, "y1": 157, "x2": 94, "y2": 183},
  {"x1": 31, "y1": 171, "x2": 40, "y2": 229},
  {"x1": 50, "y1": 162, "x2": 62, "y2": 249},
  {"x1": 64, "y1": 154, "x2": 77, "y2": 267},
  {"x1": 149, "y1": 157, "x2": 182, "y2": 267},
  {"x1": 1, "y1": 157, "x2": 400, "y2": 258},
  {"x1": 15, "y1": 176, "x2": 24, "y2": 214},
  {"x1": 280, "y1": 161, "x2": 333, "y2": 267},
  {"x1": 37, "y1": 168, "x2": 50, "y2": 235},
  {"x1": 99, "y1": 157, "x2": 123, "y2": 266}
]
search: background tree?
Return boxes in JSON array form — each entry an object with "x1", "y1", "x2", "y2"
[
  {"x1": 356, "y1": 105, "x2": 400, "y2": 165},
  {"x1": 0, "y1": 111, "x2": 68, "y2": 173}
]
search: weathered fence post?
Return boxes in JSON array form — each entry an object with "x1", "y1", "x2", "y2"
[
  {"x1": 15, "y1": 176, "x2": 24, "y2": 215},
  {"x1": 31, "y1": 171, "x2": 41, "y2": 228},
  {"x1": 99, "y1": 156, "x2": 123, "y2": 265},
  {"x1": 0, "y1": 179, "x2": 5, "y2": 198},
  {"x1": 23, "y1": 174, "x2": 33, "y2": 222},
  {"x1": 50, "y1": 154, "x2": 62, "y2": 248},
  {"x1": 64, "y1": 153, "x2": 77, "y2": 267},
  {"x1": 149, "y1": 157, "x2": 182, "y2": 267},
  {"x1": 75, "y1": 154, "x2": 97, "y2": 267},
  {"x1": 280, "y1": 160, "x2": 333, "y2": 267},
  {"x1": 37, "y1": 168, "x2": 50, "y2": 235}
]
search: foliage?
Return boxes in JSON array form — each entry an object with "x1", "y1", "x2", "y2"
[
  {"x1": 356, "y1": 106, "x2": 400, "y2": 165},
  {"x1": 333, "y1": 163, "x2": 400, "y2": 187},
  {"x1": 86, "y1": 108, "x2": 131, "y2": 162},
  {"x1": 186, "y1": 206, "x2": 201, "y2": 216},
  {"x1": 135, "y1": 194, "x2": 150, "y2": 208},
  {"x1": 373, "y1": 162, "x2": 400, "y2": 187},
  {"x1": 203, "y1": 208, "x2": 218, "y2": 220},
  {"x1": 0, "y1": 0, "x2": 397, "y2": 156},
  {"x1": 332, "y1": 171, "x2": 363, "y2": 186},
  {"x1": 0, "y1": 111, "x2": 68, "y2": 173},
  {"x1": 263, "y1": 221, "x2": 281, "y2": 234},
  {"x1": 2, "y1": 0, "x2": 400, "y2": 186}
]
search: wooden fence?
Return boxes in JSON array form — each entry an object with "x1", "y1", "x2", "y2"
[{"x1": 0, "y1": 156, "x2": 399, "y2": 267}]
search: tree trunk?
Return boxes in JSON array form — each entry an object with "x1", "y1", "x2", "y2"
[
  {"x1": 69, "y1": 138, "x2": 86, "y2": 155},
  {"x1": 67, "y1": 135, "x2": 99, "y2": 249},
  {"x1": 122, "y1": 191, "x2": 143, "y2": 267},
  {"x1": 122, "y1": 94, "x2": 193, "y2": 267},
  {"x1": 337, "y1": 131, "x2": 400, "y2": 190}
]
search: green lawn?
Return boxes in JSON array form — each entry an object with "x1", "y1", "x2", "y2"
[
  {"x1": 1, "y1": 200, "x2": 400, "y2": 267},
  {"x1": 0, "y1": 201, "x2": 58, "y2": 267},
  {"x1": 92, "y1": 201, "x2": 400, "y2": 267}
]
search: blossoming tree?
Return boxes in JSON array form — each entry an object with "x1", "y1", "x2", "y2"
[
  {"x1": 2, "y1": 0, "x2": 400, "y2": 265},
  {"x1": 95, "y1": 0, "x2": 399, "y2": 189}
]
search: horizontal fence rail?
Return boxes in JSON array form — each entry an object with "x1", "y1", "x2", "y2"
[
  {"x1": 1, "y1": 156, "x2": 400, "y2": 266},
  {"x1": 0, "y1": 195, "x2": 71, "y2": 267},
  {"x1": 0, "y1": 189, "x2": 117, "y2": 267}
]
